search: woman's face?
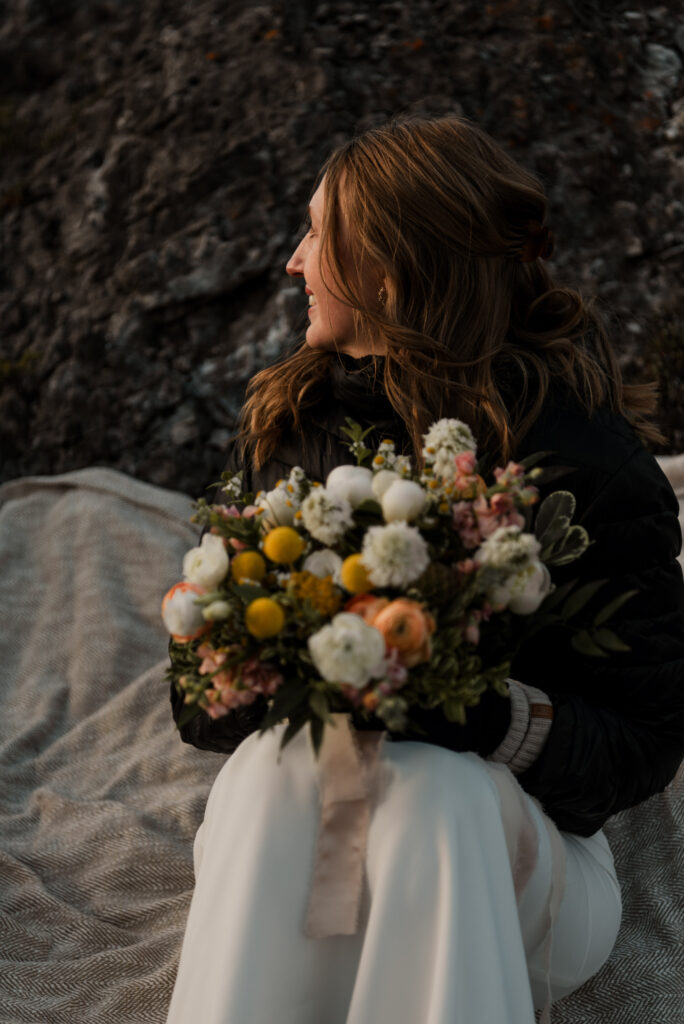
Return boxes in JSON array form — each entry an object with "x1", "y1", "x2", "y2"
[{"x1": 285, "y1": 173, "x2": 385, "y2": 357}]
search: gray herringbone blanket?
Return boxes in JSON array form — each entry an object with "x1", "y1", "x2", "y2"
[{"x1": 0, "y1": 464, "x2": 682, "y2": 1024}]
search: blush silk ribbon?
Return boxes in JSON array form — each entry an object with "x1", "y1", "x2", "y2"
[
  {"x1": 304, "y1": 712, "x2": 386, "y2": 940},
  {"x1": 302, "y1": 712, "x2": 566, "y2": 1024}
]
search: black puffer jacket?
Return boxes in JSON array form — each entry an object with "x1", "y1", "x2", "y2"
[{"x1": 170, "y1": 354, "x2": 684, "y2": 836}]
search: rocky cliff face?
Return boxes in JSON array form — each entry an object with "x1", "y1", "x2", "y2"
[{"x1": 1, "y1": 0, "x2": 683, "y2": 495}]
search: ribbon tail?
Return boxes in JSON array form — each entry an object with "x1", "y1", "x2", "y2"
[{"x1": 304, "y1": 713, "x2": 385, "y2": 939}]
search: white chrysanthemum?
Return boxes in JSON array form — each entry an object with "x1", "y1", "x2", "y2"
[
  {"x1": 372, "y1": 439, "x2": 397, "y2": 472},
  {"x1": 381, "y1": 479, "x2": 427, "y2": 522},
  {"x1": 286, "y1": 466, "x2": 307, "y2": 500},
  {"x1": 303, "y1": 548, "x2": 343, "y2": 585},
  {"x1": 300, "y1": 487, "x2": 354, "y2": 545},
  {"x1": 475, "y1": 525, "x2": 541, "y2": 573},
  {"x1": 422, "y1": 418, "x2": 477, "y2": 480},
  {"x1": 182, "y1": 533, "x2": 230, "y2": 589},
  {"x1": 326, "y1": 465, "x2": 374, "y2": 507},
  {"x1": 308, "y1": 612, "x2": 386, "y2": 688},
  {"x1": 361, "y1": 521, "x2": 430, "y2": 587}
]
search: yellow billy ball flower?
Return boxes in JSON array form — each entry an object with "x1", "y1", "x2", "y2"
[
  {"x1": 262, "y1": 526, "x2": 305, "y2": 564},
  {"x1": 231, "y1": 550, "x2": 266, "y2": 583},
  {"x1": 340, "y1": 553, "x2": 372, "y2": 594},
  {"x1": 245, "y1": 597, "x2": 285, "y2": 638}
]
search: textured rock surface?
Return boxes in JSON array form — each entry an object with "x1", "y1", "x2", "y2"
[{"x1": 1, "y1": 0, "x2": 683, "y2": 495}]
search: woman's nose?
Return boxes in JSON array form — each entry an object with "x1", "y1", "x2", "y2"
[{"x1": 286, "y1": 241, "x2": 304, "y2": 277}]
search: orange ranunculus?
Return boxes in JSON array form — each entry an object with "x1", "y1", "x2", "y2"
[
  {"x1": 371, "y1": 598, "x2": 436, "y2": 668},
  {"x1": 344, "y1": 593, "x2": 390, "y2": 625}
]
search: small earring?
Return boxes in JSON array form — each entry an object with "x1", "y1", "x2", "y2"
[{"x1": 377, "y1": 285, "x2": 387, "y2": 306}]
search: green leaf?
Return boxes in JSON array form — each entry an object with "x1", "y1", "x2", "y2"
[
  {"x1": 229, "y1": 581, "x2": 270, "y2": 604},
  {"x1": 535, "y1": 490, "x2": 576, "y2": 539},
  {"x1": 548, "y1": 525, "x2": 591, "y2": 566},
  {"x1": 261, "y1": 683, "x2": 309, "y2": 728},
  {"x1": 177, "y1": 703, "x2": 201, "y2": 729},
  {"x1": 278, "y1": 711, "x2": 309, "y2": 754},
  {"x1": 518, "y1": 450, "x2": 557, "y2": 470},
  {"x1": 593, "y1": 628, "x2": 631, "y2": 653},
  {"x1": 354, "y1": 498, "x2": 383, "y2": 516},
  {"x1": 593, "y1": 589, "x2": 639, "y2": 627},
  {"x1": 571, "y1": 630, "x2": 608, "y2": 657},
  {"x1": 562, "y1": 579, "x2": 607, "y2": 620},
  {"x1": 538, "y1": 579, "x2": 576, "y2": 613},
  {"x1": 309, "y1": 690, "x2": 331, "y2": 721},
  {"x1": 309, "y1": 716, "x2": 325, "y2": 757}
]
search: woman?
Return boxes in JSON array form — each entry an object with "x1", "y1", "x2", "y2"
[{"x1": 167, "y1": 115, "x2": 684, "y2": 1023}]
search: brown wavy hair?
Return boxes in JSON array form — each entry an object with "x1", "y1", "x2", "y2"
[{"x1": 237, "y1": 112, "x2": 661, "y2": 472}]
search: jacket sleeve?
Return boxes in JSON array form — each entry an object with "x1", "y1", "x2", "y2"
[
  {"x1": 511, "y1": 447, "x2": 684, "y2": 836},
  {"x1": 169, "y1": 435, "x2": 269, "y2": 755}
]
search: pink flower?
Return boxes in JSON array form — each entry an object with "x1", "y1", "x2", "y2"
[
  {"x1": 197, "y1": 643, "x2": 229, "y2": 676},
  {"x1": 493, "y1": 461, "x2": 525, "y2": 486},
  {"x1": 219, "y1": 505, "x2": 242, "y2": 519},
  {"x1": 239, "y1": 656, "x2": 284, "y2": 697},
  {"x1": 455, "y1": 451, "x2": 477, "y2": 475},
  {"x1": 464, "y1": 622, "x2": 480, "y2": 646},
  {"x1": 473, "y1": 494, "x2": 525, "y2": 539},
  {"x1": 452, "y1": 501, "x2": 482, "y2": 548},
  {"x1": 229, "y1": 538, "x2": 248, "y2": 551},
  {"x1": 456, "y1": 557, "x2": 480, "y2": 574}
]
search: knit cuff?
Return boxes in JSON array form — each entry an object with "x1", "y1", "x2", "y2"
[
  {"x1": 485, "y1": 680, "x2": 529, "y2": 766},
  {"x1": 485, "y1": 679, "x2": 553, "y2": 775},
  {"x1": 508, "y1": 683, "x2": 553, "y2": 775}
]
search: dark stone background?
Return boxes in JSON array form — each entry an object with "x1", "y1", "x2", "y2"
[{"x1": 1, "y1": 0, "x2": 683, "y2": 498}]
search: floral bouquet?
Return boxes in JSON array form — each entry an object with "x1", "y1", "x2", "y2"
[{"x1": 163, "y1": 418, "x2": 633, "y2": 756}]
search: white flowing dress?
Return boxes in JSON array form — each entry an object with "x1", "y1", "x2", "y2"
[{"x1": 166, "y1": 720, "x2": 622, "y2": 1024}]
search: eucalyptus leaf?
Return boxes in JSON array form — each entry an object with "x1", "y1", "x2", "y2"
[
  {"x1": 593, "y1": 628, "x2": 631, "y2": 653},
  {"x1": 518, "y1": 450, "x2": 557, "y2": 470},
  {"x1": 571, "y1": 630, "x2": 608, "y2": 658},
  {"x1": 562, "y1": 579, "x2": 607, "y2": 620},
  {"x1": 593, "y1": 589, "x2": 639, "y2": 627}
]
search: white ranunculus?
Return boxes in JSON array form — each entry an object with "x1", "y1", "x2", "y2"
[
  {"x1": 381, "y1": 479, "x2": 427, "y2": 522},
  {"x1": 308, "y1": 612, "x2": 386, "y2": 688},
  {"x1": 506, "y1": 560, "x2": 553, "y2": 614},
  {"x1": 163, "y1": 587, "x2": 206, "y2": 637},
  {"x1": 303, "y1": 548, "x2": 343, "y2": 585},
  {"x1": 372, "y1": 469, "x2": 400, "y2": 499},
  {"x1": 202, "y1": 600, "x2": 231, "y2": 622},
  {"x1": 256, "y1": 485, "x2": 297, "y2": 527},
  {"x1": 325, "y1": 465, "x2": 375, "y2": 508},
  {"x1": 182, "y1": 533, "x2": 230, "y2": 589}
]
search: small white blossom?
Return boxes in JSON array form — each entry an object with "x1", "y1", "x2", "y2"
[
  {"x1": 381, "y1": 479, "x2": 427, "y2": 522},
  {"x1": 325, "y1": 465, "x2": 374, "y2": 507},
  {"x1": 183, "y1": 533, "x2": 230, "y2": 589},
  {"x1": 395, "y1": 454, "x2": 413, "y2": 477},
  {"x1": 300, "y1": 487, "x2": 354, "y2": 545},
  {"x1": 221, "y1": 472, "x2": 244, "y2": 500},
  {"x1": 361, "y1": 521, "x2": 430, "y2": 587},
  {"x1": 308, "y1": 613, "x2": 386, "y2": 688},
  {"x1": 475, "y1": 526, "x2": 541, "y2": 573},
  {"x1": 422, "y1": 418, "x2": 477, "y2": 480},
  {"x1": 372, "y1": 439, "x2": 398, "y2": 472},
  {"x1": 202, "y1": 600, "x2": 231, "y2": 622},
  {"x1": 303, "y1": 548, "x2": 344, "y2": 585}
]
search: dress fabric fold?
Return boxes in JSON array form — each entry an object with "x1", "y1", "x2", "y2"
[{"x1": 166, "y1": 722, "x2": 621, "y2": 1024}]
